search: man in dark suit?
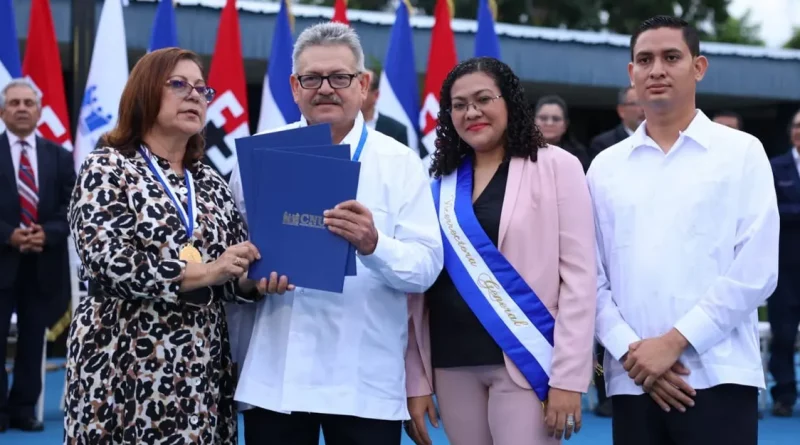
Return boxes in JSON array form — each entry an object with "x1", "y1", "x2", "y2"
[
  {"x1": 0, "y1": 79, "x2": 75, "y2": 432},
  {"x1": 588, "y1": 86, "x2": 645, "y2": 162},
  {"x1": 362, "y1": 69, "x2": 409, "y2": 146},
  {"x1": 768, "y1": 108, "x2": 800, "y2": 417}
]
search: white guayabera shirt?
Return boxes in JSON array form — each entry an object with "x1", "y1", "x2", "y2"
[
  {"x1": 589, "y1": 110, "x2": 779, "y2": 397},
  {"x1": 228, "y1": 111, "x2": 444, "y2": 420}
]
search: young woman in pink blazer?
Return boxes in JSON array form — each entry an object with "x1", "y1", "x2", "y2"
[{"x1": 405, "y1": 58, "x2": 597, "y2": 445}]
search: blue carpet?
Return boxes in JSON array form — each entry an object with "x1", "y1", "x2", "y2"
[{"x1": 4, "y1": 362, "x2": 799, "y2": 444}]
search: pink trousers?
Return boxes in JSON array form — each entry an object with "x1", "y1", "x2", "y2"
[{"x1": 434, "y1": 365, "x2": 560, "y2": 445}]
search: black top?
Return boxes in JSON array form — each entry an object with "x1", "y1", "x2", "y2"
[{"x1": 429, "y1": 161, "x2": 509, "y2": 368}]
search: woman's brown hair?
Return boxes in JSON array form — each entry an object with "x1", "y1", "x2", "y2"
[{"x1": 103, "y1": 47, "x2": 206, "y2": 168}]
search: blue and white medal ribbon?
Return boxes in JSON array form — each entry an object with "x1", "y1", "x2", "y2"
[{"x1": 137, "y1": 145, "x2": 198, "y2": 246}]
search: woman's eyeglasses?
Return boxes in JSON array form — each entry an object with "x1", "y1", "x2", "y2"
[
  {"x1": 166, "y1": 79, "x2": 216, "y2": 103},
  {"x1": 449, "y1": 95, "x2": 503, "y2": 114}
]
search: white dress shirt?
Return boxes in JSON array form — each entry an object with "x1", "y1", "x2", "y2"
[
  {"x1": 228, "y1": 112, "x2": 444, "y2": 420},
  {"x1": 588, "y1": 110, "x2": 779, "y2": 397},
  {"x1": 7, "y1": 131, "x2": 39, "y2": 187}
]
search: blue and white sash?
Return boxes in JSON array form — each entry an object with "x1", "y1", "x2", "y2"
[{"x1": 432, "y1": 157, "x2": 555, "y2": 402}]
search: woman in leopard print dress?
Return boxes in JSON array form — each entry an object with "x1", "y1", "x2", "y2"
[{"x1": 64, "y1": 48, "x2": 288, "y2": 444}]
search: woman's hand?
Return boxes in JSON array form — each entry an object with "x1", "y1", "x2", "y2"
[
  {"x1": 405, "y1": 395, "x2": 439, "y2": 445},
  {"x1": 208, "y1": 242, "x2": 260, "y2": 285},
  {"x1": 545, "y1": 387, "x2": 582, "y2": 440},
  {"x1": 238, "y1": 271, "x2": 295, "y2": 296}
]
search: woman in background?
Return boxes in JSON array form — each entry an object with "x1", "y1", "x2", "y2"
[
  {"x1": 64, "y1": 48, "x2": 289, "y2": 444},
  {"x1": 534, "y1": 95, "x2": 591, "y2": 172},
  {"x1": 405, "y1": 57, "x2": 596, "y2": 445}
]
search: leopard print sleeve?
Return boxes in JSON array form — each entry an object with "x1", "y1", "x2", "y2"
[
  {"x1": 69, "y1": 148, "x2": 187, "y2": 302},
  {"x1": 203, "y1": 166, "x2": 262, "y2": 304}
]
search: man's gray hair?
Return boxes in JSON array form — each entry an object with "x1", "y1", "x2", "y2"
[
  {"x1": 292, "y1": 22, "x2": 366, "y2": 74},
  {"x1": 0, "y1": 78, "x2": 42, "y2": 109}
]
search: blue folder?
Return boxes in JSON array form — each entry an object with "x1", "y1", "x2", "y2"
[
  {"x1": 253, "y1": 144, "x2": 357, "y2": 276},
  {"x1": 235, "y1": 124, "x2": 332, "y2": 220},
  {"x1": 248, "y1": 149, "x2": 361, "y2": 293},
  {"x1": 234, "y1": 125, "x2": 358, "y2": 276}
]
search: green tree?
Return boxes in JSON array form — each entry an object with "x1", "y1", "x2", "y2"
[
  {"x1": 411, "y1": 0, "x2": 731, "y2": 36},
  {"x1": 302, "y1": 0, "x2": 762, "y2": 44},
  {"x1": 707, "y1": 9, "x2": 764, "y2": 45},
  {"x1": 301, "y1": 0, "x2": 392, "y2": 11},
  {"x1": 785, "y1": 27, "x2": 800, "y2": 49},
  {"x1": 598, "y1": 0, "x2": 730, "y2": 37}
]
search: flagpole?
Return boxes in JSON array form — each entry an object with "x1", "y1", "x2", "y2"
[{"x1": 70, "y1": 0, "x2": 96, "y2": 136}]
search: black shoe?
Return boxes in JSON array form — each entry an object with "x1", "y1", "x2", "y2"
[
  {"x1": 771, "y1": 401, "x2": 794, "y2": 417},
  {"x1": 594, "y1": 399, "x2": 613, "y2": 417},
  {"x1": 9, "y1": 417, "x2": 45, "y2": 432}
]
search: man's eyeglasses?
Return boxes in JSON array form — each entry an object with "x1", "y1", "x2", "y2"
[
  {"x1": 449, "y1": 95, "x2": 502, "y2": 114},
  {"x1": 296, "y1": 73, "x2": 360, "y2": 90},
  {"x1": 166, "y1": 79, "x2": 216, "y2": 103}
]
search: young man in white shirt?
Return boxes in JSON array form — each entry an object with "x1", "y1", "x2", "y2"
[
  {"x1": 588, "y1": 15, "x2": 779, "y2": 445},
  {"x1": 227, "y1": 22, "x2": 443, "y2": 445}
]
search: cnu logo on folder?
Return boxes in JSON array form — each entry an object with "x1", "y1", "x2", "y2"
[{"x1": 282, "y1": 211, "x2": 326, "y2": 230}]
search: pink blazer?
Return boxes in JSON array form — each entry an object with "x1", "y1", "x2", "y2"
[{"x1": 406, "y1": 146, "x2": 597, "y2": 397}]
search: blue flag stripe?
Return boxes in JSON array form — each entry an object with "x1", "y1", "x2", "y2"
[
  {"x1": 268, "y1": 0, "x2": 299, "y2": 124},
  {"x1": 475, "y1": 0, "x2": 501, "y2": 59},
  {"x1": 382, "y1": 1, "x2": 419, "y2": 133},
  {"x1": 0, "y1": 0, "x2": 22, "y2": 77},
  {"x1": 149, "y1": 0, "x2": 179, "y2": 52}
]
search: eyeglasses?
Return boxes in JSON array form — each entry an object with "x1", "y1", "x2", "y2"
[
  {"x1": 535, "y1": 115, "x2": 564, "y2": 124},
  {"x1": 296, "y1": 73, "x2": 360, "y2": 90},
  {"x1": 449, "y1": 95, "x2": 502, "y2": 114},
  {"x1": 165, "y1": 79, "x2": 216, "y2": 103}
]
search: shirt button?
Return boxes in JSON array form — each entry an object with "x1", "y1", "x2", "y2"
[
  {"x1": 196, "y1": 340, "x2": 204, "y2": 347},
  {"x1": 190, "y1": 415, "x2": 199, "y2": 426},
  {"x1": 193, "y1": 378, "x2": 201, "y2": 386},
  {"x1": 180, "y1": 187, "x2": 188, "y2": 194}
]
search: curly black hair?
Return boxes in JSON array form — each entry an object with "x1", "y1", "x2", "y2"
[{"x1": 429, "y1": 57, "x2": 547, "y2": 178}]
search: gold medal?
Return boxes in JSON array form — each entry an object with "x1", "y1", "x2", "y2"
[{"x1": 179, "y1": 244, "x2": 202, "y2": 263}]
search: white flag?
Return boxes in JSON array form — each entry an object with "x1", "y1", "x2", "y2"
[{"x1": 73, "y1": 0, "x2": 128, "y2": 172}]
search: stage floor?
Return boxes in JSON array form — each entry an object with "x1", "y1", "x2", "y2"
[{"x1": 4, "y1": 363, "x2": 799, "y2": 444}]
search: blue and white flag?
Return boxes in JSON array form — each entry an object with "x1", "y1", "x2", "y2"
[
  {"x1": 0, "y1": 0, "x2": 22, "y2": 134},
  {"x1": 376, "y1": 0, "x2": 420, "y2": 154},
  {"x1": 475, "y1": 0, "x2": 501, "y2": 59},
  {"x1": 73, "y1": 0, "x2": 129, "y2": 171},
  {"x1": 256, "y1": 0, "x2": 298, "y2": 132},
  {"x1": 148, "y1": 0, "x2": 178, "y2": 52},
  {"x1": 433, "y1": 157, "x2": 555, "y2": 402}
]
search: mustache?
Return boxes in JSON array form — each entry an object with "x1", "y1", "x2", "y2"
[{"x1": 312, "y1": 95, "x2": 342, "y2": 105}]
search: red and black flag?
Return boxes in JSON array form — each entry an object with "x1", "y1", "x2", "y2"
[{"x1": 204, "y1": 0, "x2": 250, "y2": 180}]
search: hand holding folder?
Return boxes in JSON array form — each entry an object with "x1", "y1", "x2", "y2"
[{"x1": 234, "y1": 125, "x2": 362, "y2": 293}]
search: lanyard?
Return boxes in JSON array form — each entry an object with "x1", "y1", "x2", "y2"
[
  {"x1": 351, "y1": 123, "x2": 368, "y2": 162},
  {"x1": 137, "y1": 146, "x2": 197, "y2": 239}
]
